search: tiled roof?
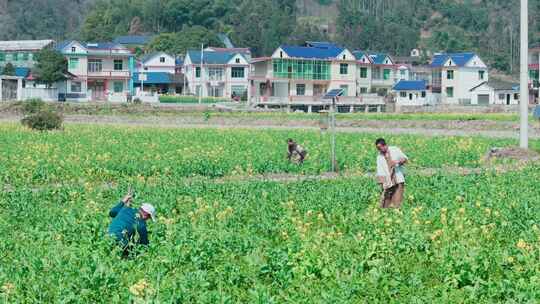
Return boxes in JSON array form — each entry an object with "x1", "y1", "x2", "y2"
[
  {"x1": 0, "y1": 40, "x2": 54, "y2": 51},
  {"x1": 280, "y1": 44, "x2": 344, "y2": 60},
  {"x1": 368, "y1": 53, "x2": 391, "y2": 65},
  {"x1": 393, "y1": 80, "x2": 427, "y2": 91},
  {"x1": 132, "y1": 72, "x2": 172, "y2": 84},
  {"x1": 187, "y1": 50, "x2": 239, "y2": 64},
  {"x1": 113, "y1": 35, "x2": 152, "y2": 45},
  {"x1": 431, "y1": 52, "x2": 476, "y2": 67},
  {"x1": 470, "y1": 79, "x2": 519, "y2": 92}
]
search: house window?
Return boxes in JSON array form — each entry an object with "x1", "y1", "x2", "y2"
[
  {"x1": 421, "y1": 91, "x2": 426, "y2": 98},
  {"x1": 360, "y1": 67, "x2": 368, "y2": 78},
  {"x1": 160, "y1": 57, "x2": 165, "y2": 63},
  {"x1": 479, "y1": 70, "x2": 485, "y2": 80},
  {"x1": 113, "y1": 81, "x2": 124, "y2": 93},
  {"x1": 400, "y1": 70, "x2": 406, "y2": 79},
  {"x1": 340, "y1": 63, "x2": 348, "y2": 75},
  {"x1": 70, "y1": 81, "x2": 82, "y2": 93},
  {"x1": 447, "y1": 70, "x2": 454, "y2": 80},
  {"x1": 71, "y1": 46, "x2": 76, "y2": 52},
  {"x1": 69, "y1": 58, "x2": 79, "y2": 69},
  {"x1": 88, "y1": 59, "x2": 103, "y2": 72},
  {"x1": 0, "y1": 53, "x2": 4, "y2": 62},
  {"x1": 400, "y1": 91, "x2": 407, "y2": 98},
  {"x1": 383, "y1": 69, "x2": 391, "y2": 80},
  {"x1": 235, "y1": 58, "x2": 240, "y2": 63},
  {"x1": 340, "y1": 85, "x2": 348, "y2": 96},
  {"x1": 514, "y1": 93, "x2": 519, "y2": 100},
  {"x1": 208, "y1": 68, "x2": 224, "y2": 81},
  {"x1": 296, "y1": 84, "x2": 306, "y2": 96},
  {"x1": 360, "y1": 87, "x2": 368, "y2": 94},
  {"x1": 5, "y1": 53, "x2": 11, "y2": 61},
  {"x1": 231, "y1": 85, "x2": 247, "y2": 98},
  {"x1": 114, "y1": 60, "x2": 123, "y2": 71},
  {"x1": 195, "y1": 67, "x2": 201, "y2": 78},
  {"x1": 280, "y1": 51, "x2": 283, "y2": 58},
  {"x1": 446, "y1": 87, "x2": 454, "y2": 98},
  {"x1": 409, "y1": 93, "x2": 413, "y2": 100},
  {"x1": 231, "y1": 67, "x2": 245, "y2": 78},
  {"x1": 22, "y1": 53, "x2": 29, "y2": 61}
]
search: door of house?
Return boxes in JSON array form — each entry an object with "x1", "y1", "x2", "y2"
[
  {"x1": 1, "y1": 79, "x2": 18, "y2": 101},
  {"x1": 477, "y1": 94, "x2": 490, "y2": 105},
  {"x1": 90, "y1": 82, "x2": 105, "y2": 101},
  {"x1": 506, "y1": 94, "x2": 511, "y2": 105}
]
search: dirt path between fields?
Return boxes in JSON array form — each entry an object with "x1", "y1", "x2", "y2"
[
  {"x1": 5, "y1": 162, "x2": 534, "y2": 193},
  {"x1": 2, "y1": 113, "x2": 540, "y2": 139}
]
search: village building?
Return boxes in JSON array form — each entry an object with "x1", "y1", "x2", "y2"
[
  {"x1": 133, "y1": 52, "x2": 185, "y2": 94},
  {"x1": 469, "y1": 79, "x2": 519, "y2": 105},
  {"x1": 392, "y1": 80, "x2": 431, "y2": 106},
  {"x1": 57, "y1": 41, "x2": 135, "y2": 102},
  {"x1": 183, "y1": 49, "x2": 250, "y2": 100},
  {"x1": 431, "y1": 52, "x2": 488, "y2": 105}
]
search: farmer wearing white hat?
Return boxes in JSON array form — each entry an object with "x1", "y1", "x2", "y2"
[{"x1": 108, "y1": 191, "x2": 156, "y2": 256}]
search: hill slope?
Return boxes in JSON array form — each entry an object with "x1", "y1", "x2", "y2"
[{"x1": 0, "y1": 0, "x2": 539, "y2": 73}]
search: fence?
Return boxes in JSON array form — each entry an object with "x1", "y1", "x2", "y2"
[{"x1": 22, "y1": 88, "x2": 58, "y2": 101}]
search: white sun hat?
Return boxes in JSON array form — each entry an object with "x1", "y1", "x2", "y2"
[{"x1": 140, "y1": 203, "x2": 156, "y2": 222}]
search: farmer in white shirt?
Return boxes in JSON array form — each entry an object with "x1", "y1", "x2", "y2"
[{"x1": 375, "y1": 138, "x2": 408, "y2": 208}]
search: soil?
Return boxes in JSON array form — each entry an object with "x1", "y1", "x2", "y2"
[
  {"x1": 1, "y1": 113, "x2": 539, "y2": 139},
  {"x1": 484, "y1": 147, "x2": 540, "y2": 162}
]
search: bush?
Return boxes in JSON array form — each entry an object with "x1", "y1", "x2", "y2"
[
  {"x1": 159, "y1": 95, "x2": 229, "y2": 104},
  {"x1": 21, "y1": 110, "x2": 63, "y2": 131},
  {"x1": 22, "y1": 99, "x2": 47, "y2": 115}
]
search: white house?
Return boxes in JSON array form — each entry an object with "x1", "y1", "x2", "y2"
[
  {"x1": 184, "y1": 49, "x2": 249, "y2": 100},
  {"x1": 133, "y1": 52, "x2": 179, "y2": 94},
  {"x1": 393, "y1": 80, "x2": 430, "y2": 106},
  {"x1": 469, "y1": 79, "x2": 519, "y2": 105},
  {"x1": 431, "y1": 52, "x2": 488, "y2": 105}
]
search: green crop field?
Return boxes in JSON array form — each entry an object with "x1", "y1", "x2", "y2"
[{"x1": 1, "y1": 123, "x2": 540, "y2": 303}]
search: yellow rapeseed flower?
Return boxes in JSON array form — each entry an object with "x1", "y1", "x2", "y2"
[{"x1": 1, "y1": 282, "x2": 15, "y2": 295}]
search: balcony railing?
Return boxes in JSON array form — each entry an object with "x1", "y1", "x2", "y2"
[{"x1": 87, "y1": 70, "x2": 130, "y2": 78}]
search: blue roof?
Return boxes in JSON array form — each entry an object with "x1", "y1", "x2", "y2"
[
  {"x1": 431, "y1": 52, "x2": 476, "y2": 67},
  {"x1": 15, "y1": 67, "x2": 30, "y2": 78},
  {"x1": 352, "y1": 51, "x2": 368, "y2": 61},
  {"x1": 187, "y1": 51, "x2": 237, "y2": 64},
  {"x1": 280, "y1": 44, "x2": 344, "y2": 60},
  {"x1": 56, "y1": 41, "x2": 126, "y2": 51},
  {"x1": 368, "y1": 53, "x2": 391, "y2": 65},
  {"x1": 393, "y1": 80, "x2": 427, "y2": 91},
  {"x1": 132, "y1": 72, "x2": 172, "y2": 84},
  {"x1": 113, "y1": 35, "x2": 151, "y2": 45}
]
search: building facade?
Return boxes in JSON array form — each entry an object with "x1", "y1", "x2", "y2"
[
  {"x1": 133, "y1": 52, "x2": 181, "y2": 94},
  {"x1": 184, "y1": 50, "x2": 250, "y2": 100},
  {"x1": 469, "y1": 79, "x2": 519, "y2": 105},
  {"x1": 0, "y1": 40, "x2": 55, "y2": 70},
  {"x1": 58, "y1": 41, "x2": 134, "y2": 102},
  {"x1": 431, "y1": 52, "x2": 488, "y2": 105},
  {"x1": 392, "y1": 80, "x2": 431, "y2": 106}
]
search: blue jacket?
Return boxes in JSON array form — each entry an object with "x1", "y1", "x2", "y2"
[{"x1": 108, "y1": 201, "x2": 149, "y2": 246}]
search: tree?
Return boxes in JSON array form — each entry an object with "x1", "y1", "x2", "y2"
[
  {"x1": 146, "y1": 26, "x2": 222, "y2": 55},
  {"x1": 2, "y1": 62, "x2": 15, "y2": 76},
  {"x1": 34, "y1": 49, "x2": 68, "y2": 88}
]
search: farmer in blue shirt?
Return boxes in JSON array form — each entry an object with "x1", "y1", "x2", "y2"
[{"x1": 108, "y1": 192, "x2": 156, "y2": 256}]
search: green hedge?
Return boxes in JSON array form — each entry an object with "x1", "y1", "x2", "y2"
[{"x1": 159, "y1": 95, "x2": 230, "y2": 104}]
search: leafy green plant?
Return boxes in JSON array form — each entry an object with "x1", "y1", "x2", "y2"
[
  {"x1": 21, "y1": 98, "x2": 46, "y2": 115},
  {"x1": 21, "y1": 109, "x2": 63, "y2": 131}
]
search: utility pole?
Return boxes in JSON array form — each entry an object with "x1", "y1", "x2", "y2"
[
  {"x1": 520, "y1": 0, "x2": 529, "y2": 148},
  {"x1": 330, "y1": 97, "x2": 337, "y2": 173},
  {"x1": 199, "y1": 44, "x2": 204, "y2": 104}
]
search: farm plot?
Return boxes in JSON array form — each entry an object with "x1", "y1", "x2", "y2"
[
  {"x1": 1, "y1": 169, "x2": 540, "y2": 302},
  {"x1": 1, "y1": 123, "x2": 536, "y2": 187}
]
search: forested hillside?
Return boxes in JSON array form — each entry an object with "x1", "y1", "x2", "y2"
[{"x1": 1, "y1": 0, "x2": 539, "y2": 73}]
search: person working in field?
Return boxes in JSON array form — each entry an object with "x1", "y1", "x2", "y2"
[
  {"x1": 287, "y1": 138, "x2": 307, "y2": 164},
  {"x1": 108, "y1": 191, "x2": 156, "y2": 257},
  {"x1": 375, "y1": 138, "x2": 408, "y2": 209}
]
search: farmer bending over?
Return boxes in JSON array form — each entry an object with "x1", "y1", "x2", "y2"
[
  {"x1": 375, "y1": 138, "x2": 408, "y2": 209},
  {"x1": 287, "y1": 138, "x2": 307, "y2": 164},
  {"x1": 108, "y1": 192, "x2": 156, "y2": 256}
]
